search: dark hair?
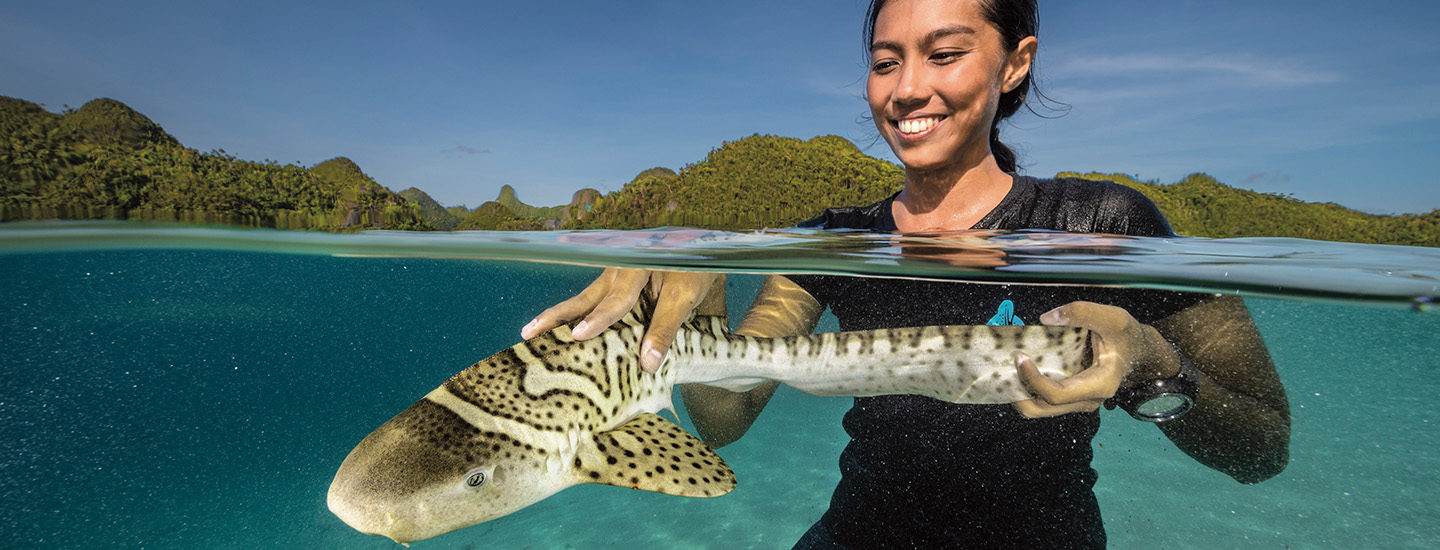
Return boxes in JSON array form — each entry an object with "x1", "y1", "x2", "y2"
[{"x1": 864, "y1": 0, "x2": 1054, "y2": 173}]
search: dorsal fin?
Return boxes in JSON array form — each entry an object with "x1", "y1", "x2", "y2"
[{"x1": 574, "y1": 413, "x2": 736, "y2": 498}]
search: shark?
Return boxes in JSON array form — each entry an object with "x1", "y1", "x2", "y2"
[{"x1": 327, "y1": 301, "x2": 1092, "y2": 545}]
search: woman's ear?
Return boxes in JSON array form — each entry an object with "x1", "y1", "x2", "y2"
[{"x1": 1002, "y1": 36, "x2": 1038, "y2": 93}]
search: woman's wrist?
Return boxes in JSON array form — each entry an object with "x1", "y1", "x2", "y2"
[{"x1": 1109, "y1": 340, "x2": 1199, "y2": 422}]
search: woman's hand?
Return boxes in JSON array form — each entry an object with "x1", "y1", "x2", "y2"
[
  {"x1": 1012, "y1": 301, "x2": 1182, "y2": 418},
  {"x1": 521, "y1": 267, "x2": 721, "y2": 373}
]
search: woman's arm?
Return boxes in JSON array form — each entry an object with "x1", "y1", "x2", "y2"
[
  {"x1": 1015, "y1": 296, "x2": 1290, "y2": 483},
  {"x1": 681, "y1": 275, "x2": 822, "y2": 448},
  {"x1": 1150, "y1": 296, "x2": 1291, "y2": 483}
]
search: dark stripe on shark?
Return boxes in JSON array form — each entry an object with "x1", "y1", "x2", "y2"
[
  {"x1": 414, "y1": 398, "x2": 539, "y2": 460},
  {"x1": 518, "y1": 338, "x2": 610, "y2": 386},
  {"x1": 518, "y1": 327, "x2": 650, "y2": 404},
  {"x1": 445, "y1": 347, "x2": 615, "y2": 433},
  {"x1": 443, "y1": 381, "x2": 610, "y2": 433}
]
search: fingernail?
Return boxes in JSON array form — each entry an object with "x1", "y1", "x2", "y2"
[
  {"x1": 521, "y1": 318, "x2": 540, "y2": 338},
  {"x1": 1040, "y1": 307, "x2": 1067, "y2": 326},
  {"x1": 642, "y1": 345, "x2": 664, "y2": 373},
  {"x1": 1013, "y1": 351, "x2": 1030, "y2": 366},
  {"x1": 573, "y1": 321, "x2": 592, "y2": 339}
]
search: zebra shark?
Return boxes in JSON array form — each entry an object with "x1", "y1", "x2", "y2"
[{"x1": 327, "y1": 302, "x2": 1092, "y2": 544}]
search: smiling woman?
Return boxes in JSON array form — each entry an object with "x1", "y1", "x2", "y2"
[
  {"x1": 525, "y1": 1, "x2": 1291, "y2": 548},
  {"x1": 865, "y1": 0, "x2": 1038, "y2": 232}
]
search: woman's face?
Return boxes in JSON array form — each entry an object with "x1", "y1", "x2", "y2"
[{"x1": 866, "y1": 0, "x2": 1032, "y2": 174}]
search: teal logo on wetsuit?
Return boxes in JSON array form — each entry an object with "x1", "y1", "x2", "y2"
[{"x1": 987, "y1": 300, "x2": 1025, "y2": 326}]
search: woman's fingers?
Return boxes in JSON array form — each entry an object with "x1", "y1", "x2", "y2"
[
  {"x1": 519, "y1": 267, "x2": 721, "y2": 374},
  {"x1": 1016, "y1": 302, "x2": 1137, "y2": 418},
  {"x1": 1018, "y1": 301, "x2": 1184, "y2": 419},
  {"x1": 521, "y1": 267, "x2": 644, "y2": 340},
  {"x1": 1012, "y1": 396, "x2": 1104, "y2": 418},
  {"x1": 637, "y1": 272, "x2": 720, "y2": 372},
  {"x1": 574, "y1": 269, "x2": 649, "y2": 339},
  {"x1": 523, "y1": 269, "x2": 612, "y2": 339},
  {"x1": 1041, "y1": 301, "x2": 1130, "y2": 335},
  {"x1": 1013, "y1": 354, "x2": 1111, "y2": 411}
]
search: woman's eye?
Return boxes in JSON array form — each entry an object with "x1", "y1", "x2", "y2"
[
  {"x1": 872, "y1": 60, "x2": 898, "y2": 73},
  {"x1": 931, "y1": 51, "x2": 965, "y2": 63}
]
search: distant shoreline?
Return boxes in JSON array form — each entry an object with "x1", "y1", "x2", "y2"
[{"x1": 3, "y1": 96, "x2": 1436, "y2": 247}]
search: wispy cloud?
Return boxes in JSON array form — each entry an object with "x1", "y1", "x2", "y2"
[
  {"x1": 444, "y1": 145, "x2": 490, "y2": 155},
  {"x1": 1243, "y1": 172, "x2": 1293, "y2": 186},
  {"x1": 802, "y1": 73, "x2": 866, "y2": 99},
  {"x1": 1053, "y1": 53, "x2": 1342, "y2": 88}
]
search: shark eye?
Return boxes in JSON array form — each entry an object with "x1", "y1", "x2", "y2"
[
  {"x1": 464, "y1": 467, "x2": 491, "y2": 489},
  {"x1": 466, "y1": 472, "x2": 486, "y2": 487}
]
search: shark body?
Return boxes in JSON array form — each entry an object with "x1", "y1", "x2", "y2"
[{"x1": 327, "y1": 303, "x2": 1092, "y2": 544}]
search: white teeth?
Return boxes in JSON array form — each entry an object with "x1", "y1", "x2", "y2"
[{"x1": 897, "y1": 117, "x2": 940, "y2": 135}]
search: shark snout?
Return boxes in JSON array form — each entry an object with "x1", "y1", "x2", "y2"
[
  {"x1": 327, "y1": 471, "x2": 433, "y2": 544},
  {"x1": 327, "y1": 399, "x2": 490, "y2": 543},
  {"x1": 329, "y1": 467, "x2": 403, "y2": 539}
]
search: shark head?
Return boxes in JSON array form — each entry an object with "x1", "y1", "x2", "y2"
[
  {"x1": 327, "y1": 316, "x2": 735, "y2": 543},
  {"x1": 327, "y1": 396, "x2": 567, "y2": 544}
]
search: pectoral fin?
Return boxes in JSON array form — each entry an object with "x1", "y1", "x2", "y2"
[{"x1": 577, "y1": 413, "x2": 737, "y2": 498}]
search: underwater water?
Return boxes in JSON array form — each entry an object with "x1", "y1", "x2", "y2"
[{"x1": 1, "y1": 223, "x2": 1438, "y2": 549}]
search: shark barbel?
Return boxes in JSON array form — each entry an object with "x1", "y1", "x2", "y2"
[{"x1": 327, "y1": 302, "x2": 1091, "y2": 544}]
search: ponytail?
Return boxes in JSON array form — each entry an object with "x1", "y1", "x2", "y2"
[
  {"x1": 990, "y1": 129, "x2": 1018, "y2": 174},
  {"x1": 981, "y1": 0, "x2": 1036, "y2": 174}
]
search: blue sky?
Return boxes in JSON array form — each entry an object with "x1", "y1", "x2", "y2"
[{"x1": 3, "y1": 0, "x2": 1437, "y2": 214}]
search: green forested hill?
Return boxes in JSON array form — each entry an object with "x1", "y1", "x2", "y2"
[
  {"x1": 496, "y1": 184, "x2": 566, "y2": 222},
  {"x1": 567, "y1": 134, "x2": 906, "y2": 230},
  {"x1": 3, "y1": 96, "x2": 1436, "y2": 246},
  {"x1": 456, "y1": 201, "x2": 543, "y2": 230},
  {"x1": 1067, "y1": 172, "x2": 1440, "y2": 247},
  {"x1": 561, "y1": 134, "x2": 1436, "y2": 246},
  {"x1": 0, "y1": 97, "x2": 429, "y2": 230},
  {"x1": 424, "y1": 184, "x2": 596, "y2": 230},
  {"x1": 398, "y1": 187, "x2": 461, "y2": 231}
]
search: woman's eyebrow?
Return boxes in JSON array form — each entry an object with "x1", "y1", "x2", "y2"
[{"x1": 871, "y1": 24, "x2": 978, "y2": 54}]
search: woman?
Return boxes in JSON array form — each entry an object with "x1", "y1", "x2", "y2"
[{"x1": 522, "y1": 0, "x2": 1291, "y2": 546}]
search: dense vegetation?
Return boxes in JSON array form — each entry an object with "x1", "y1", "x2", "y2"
[
  {"x1": 398, "y1": 187, "x2": 461, "y2": 231},
  {"x1": 400, "y1": 185, "x2": 598, "y2": 231},
  {"x1": 455, "y1": 201, "x2": 545, "y2": 231},
  {"x1": 495, "y1": 184, "x2": 566, "y2": 223},
  {"x1": 3, "y1": 96, "x2": 1436, "y2": 246},
  {"x1": 1066, "y1": 172, "x2": 1440, "y2": 247},
  {"x1": 565, "y1": 135, "x2": 905, "y2": 230},
  {"x1": 543, "y1": 135, "x2": 1438, "y2": 246},
  {"x1": 0, "y1": 97, "x2": 429, "y2": 230}
]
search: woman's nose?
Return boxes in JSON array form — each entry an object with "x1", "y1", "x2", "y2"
[{"x1": 891, "y1": 62, "x2": 929, "y2": 109}]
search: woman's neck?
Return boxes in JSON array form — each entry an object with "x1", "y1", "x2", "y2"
[{"x1": 892, "y1": 156, "x2": 1014, "y2": 233}]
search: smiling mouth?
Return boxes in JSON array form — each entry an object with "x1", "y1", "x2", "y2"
[{"x1": 895, "y1": 116, "x2": 944, "y2": 136}]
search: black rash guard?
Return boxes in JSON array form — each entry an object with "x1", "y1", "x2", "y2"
[{"x1": 787, "y1": 175, "x2": 1207, "y2": 549}]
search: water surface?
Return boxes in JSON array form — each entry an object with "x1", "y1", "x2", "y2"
[{"x1": 1, "y1": 223, "x2": 1437, "y2": 548}]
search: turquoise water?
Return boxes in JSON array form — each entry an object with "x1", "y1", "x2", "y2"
[{"x1": 2, "y1": 223, "x2": 1439, "y2": 548}]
